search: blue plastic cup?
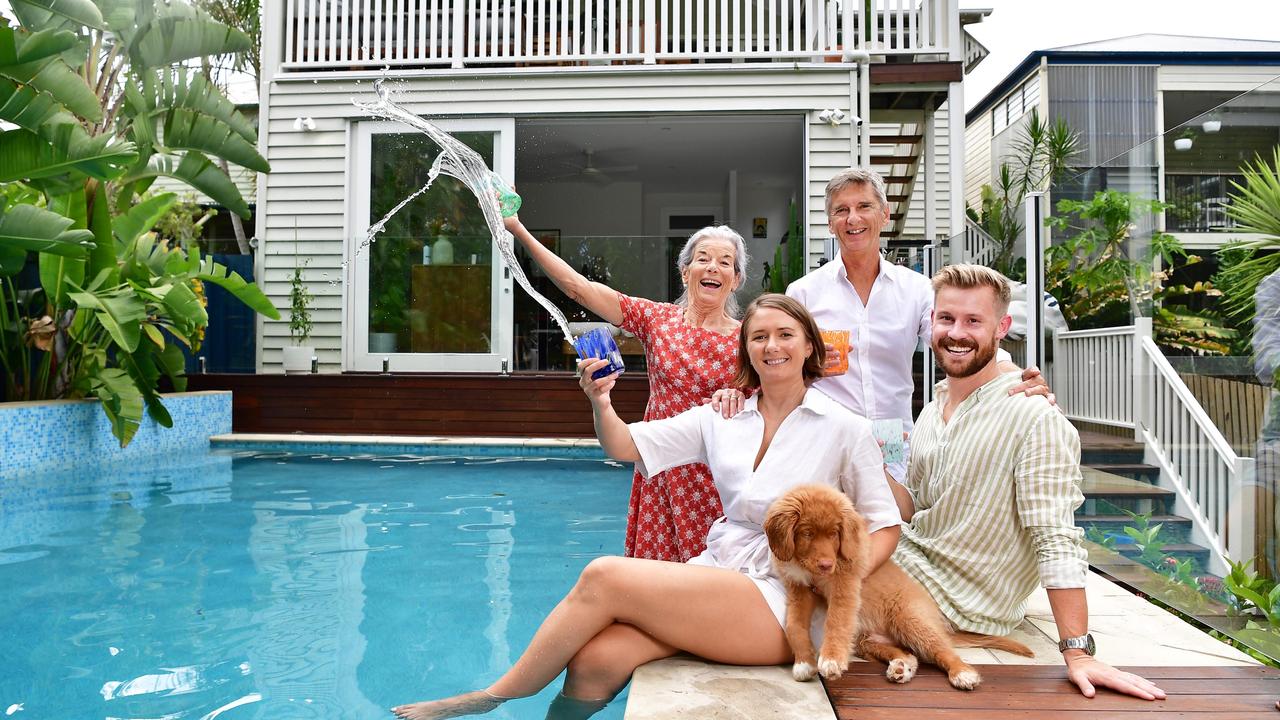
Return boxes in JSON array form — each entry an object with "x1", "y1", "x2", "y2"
[{"x1": 573, "y1": 327, "x2": 626, "y2": 380}]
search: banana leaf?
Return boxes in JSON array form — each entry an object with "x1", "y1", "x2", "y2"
[
  {"x1": 161, "y1": 107, "x2": 269, "y2": 173},
  {"x1": 195, "y1": 251, "x2": 280, "y2": 320},
  {"x1": 0, "y1": 48, "x2": 103, "y2": 122},
  {"x1": 0, "y1": 243, "x2": 25, "y2": 276},
  {"x1": 10, "y1": 0, "x2": 106, "y2": 31},
  {"x1": 86, "y1": 178, "x2": 117, "y2": 283},
  {"x1": 87, "y1": 365, "x2": 144, "y2": 447},
  {"x1": 152, "y1": 279, "x2": 208, "y2": 328},
  {"x1": 123, "y1": 151, "x2": 249, "y2": 218},
  {"x1": 113, "y1": 191, "x2": 176, "y2": 247},
  {"x1": 0, "y1": 202, "x2": 93, "y2": 255},
  {"x1": 0, "y1": 76, "x2": 64, "y2": 133},
  {"x1": 128, "y1": 67, "x2": 256, "y2": 142},
  {"x1": 0, "y1": 126, "x2": 137, "y2": 182},
  {"x1": 0, "y1": 25, "x2": 78, "y2": 65},
  {"x1": 67, "y1": 284, "x2": 146, "y2": 352},
  {"x1": 129, "y1": 11, "x2": 250, "y2": 68}
]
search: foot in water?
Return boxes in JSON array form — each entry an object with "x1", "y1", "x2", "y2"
[{"x1": 391, "y1": 690, "x2": 506, "y2": 719}]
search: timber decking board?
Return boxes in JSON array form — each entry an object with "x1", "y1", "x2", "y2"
[
  {"x1": 186, "y1": 372, "x2": 649, "y2": 436},
  {"x1": 825, "y1": 664, "x2": 1280, "y2": 718}
]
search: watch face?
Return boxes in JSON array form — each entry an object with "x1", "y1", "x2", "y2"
[{"x1": 1085, "y1": 633, "x2": 1096, "y2": 655}]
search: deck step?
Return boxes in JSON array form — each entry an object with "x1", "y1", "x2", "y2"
[
  {"x1": 1080, "y1": 467, "x2": 1175, "y2": 515},
  {"x1": 1075, "y1": 513, "x2": 1193, "y2": 544},
  {"x1": 1088, "y1": 462, "x2": 1160, "y2": 484}
]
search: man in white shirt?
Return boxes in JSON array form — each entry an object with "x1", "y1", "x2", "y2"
[{"x1": 787, "y1": 167, "x2": 1049, "y2": 481}]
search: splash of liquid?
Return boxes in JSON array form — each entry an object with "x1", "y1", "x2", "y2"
[{"x1": 353, "y1": 80, "x2": 573, "y2": 344}]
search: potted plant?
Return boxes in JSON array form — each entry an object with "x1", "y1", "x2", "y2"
[{"x1": 282, "y1": 262, "x2": 315, "y2": 373}]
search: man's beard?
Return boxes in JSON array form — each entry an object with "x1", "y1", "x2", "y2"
[{"x1": 933, "y1": 336, "x2": 998, "y2": 379}]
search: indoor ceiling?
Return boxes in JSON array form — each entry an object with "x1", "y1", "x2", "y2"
[{"x1": 515, "y1": 114, "x2": 803, "y2": 190}]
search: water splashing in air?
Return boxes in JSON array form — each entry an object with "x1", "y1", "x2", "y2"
[{"x1": 352, "y1": 80, "x2": 574, "y2": 343}]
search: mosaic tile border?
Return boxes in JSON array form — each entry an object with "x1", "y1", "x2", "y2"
[
  {"x1": 1, "y1": 392, "x2": 232, "y2": 478},
  {"x1": 211, "y1": 434, "x2": 608, "y2": 460}
]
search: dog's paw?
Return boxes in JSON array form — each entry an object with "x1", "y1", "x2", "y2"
[
  {"x1": 948, "y1": 668, "x2": 982, "y2": 691},
  {"x1": 792, "y1": 661, "x2": 817, "y2": 682},
  {"x1": 885, "y1": 656, "x2": 918, "y2": 684},
  {"x1": 817, "y1": 655, "x2": 847, "y2": 679}
]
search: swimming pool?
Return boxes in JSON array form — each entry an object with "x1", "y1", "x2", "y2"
[{"x1": 0, "y1": 446, "x2": 633, "y2": 719}]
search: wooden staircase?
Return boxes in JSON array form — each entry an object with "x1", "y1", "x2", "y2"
[
  {"x1": 869, "y1": 121, "x2": 925, "y2": 243},
  {"x1": 1077, "y1": 432, "x2": 1214, "y2": 574}
]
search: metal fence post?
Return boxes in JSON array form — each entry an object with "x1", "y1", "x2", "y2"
[{"x1": 1023, "y1": 191, "x2": 1046, "y2": 372}]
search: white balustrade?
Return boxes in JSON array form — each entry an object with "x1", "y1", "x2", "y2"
[
  {"x1": 1051, "y1": 325, "x2": 1136, "y2": 429},
  {"x1": 282, "y1": 0, "x2": 954, "y2": 69}
]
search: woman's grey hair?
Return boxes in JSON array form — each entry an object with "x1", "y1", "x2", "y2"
[
  {"x1": 825, "y1": 167, "x2": 888, "y2": 213},
  {"x1": 674, "y1": 225, "x2": 750, "y2": 318}
]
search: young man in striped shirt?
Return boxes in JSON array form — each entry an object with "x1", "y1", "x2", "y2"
[{"x1": 891, "y1": 264, "x2": 1165, "y2": 701}]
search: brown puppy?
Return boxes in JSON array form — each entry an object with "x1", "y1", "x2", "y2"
[
  {"x1": 764, "y1": 483, "x2": 870, "y2": 681},
  {"x1": 765, "y1": 484, "x2": 1034, "y2": 689}
]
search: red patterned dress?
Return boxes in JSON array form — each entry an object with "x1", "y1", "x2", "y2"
[{"x1": 617, "y1": 294, "x2": 740, "y2": 562}]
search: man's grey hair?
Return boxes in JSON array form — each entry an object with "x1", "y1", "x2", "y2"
[
  {"x1": 674, "y1": 225, "x2": 750, "y2": 318},
  {"x1": 824, "y1": 167, "x2": 889, "y2": 214}
]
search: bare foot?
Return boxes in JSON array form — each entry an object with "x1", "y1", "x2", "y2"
[{"x1": 391, "y1": 690, "x2": 505, "y2": 719}]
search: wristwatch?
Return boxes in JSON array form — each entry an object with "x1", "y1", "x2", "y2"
[{"x1": 1058, "y1": 633, "x2": 1096, "y2": 656}]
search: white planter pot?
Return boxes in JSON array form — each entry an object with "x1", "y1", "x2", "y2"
[
  {"x1": 282, "y1": 345, "x2": 315, "y2": 374},
  {"x1": 1173, "y1": 137, "x2": 1194, "y2": 151},
  {"x1": 369, "y1": 332, "x2": 398, "y2": 354},
  {"x1": 1202, "y1": 119, "x2": 1221, "y2": 133}
]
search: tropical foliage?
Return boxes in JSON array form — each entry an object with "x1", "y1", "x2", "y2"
[
  {"x1": 0, "y1": 0, "x2": 277, "y2": 447},
  {"x1": 1045, "y1": 190, "x2": 1235, "y2": 355},
  {"x1": 1214, "y1": 146, "x2": 1280, "y2": 362},
  {"x1": 968, "y1": 110, "x2": 1081, "y2": 279}
]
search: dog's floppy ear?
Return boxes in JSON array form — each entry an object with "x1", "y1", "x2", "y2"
[
  {"x1": 764, "y1": 494, "x2": 801, "y2": 562},
  {"x1": 836, "y1": 499, "x2": 869, "y2": 567}
]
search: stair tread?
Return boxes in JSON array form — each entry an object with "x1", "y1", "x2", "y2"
[
  {"x1": 1081, "y1": 467, "x2": 1174, "y2": 496},
  {"x1": 1117, "y1": 543, "x2": 1209, "y2": 554},
  {"x1": 1075, "y1": 514, "x2": 1191, "y2": 523},
  {"x1": 1089, "y1": 462, "x2": 1159, "y2": 472}
]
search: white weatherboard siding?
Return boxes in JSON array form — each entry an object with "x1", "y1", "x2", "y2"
[
  {"x1": 964, "y1": 107, "x2": 993, "y2": 212},
  {"x1": 805, "y1": 111, "x2": 856, "y2": 266},
  {"x1": 259, "y1": 67, "x2": 863, "y2": 372},
  {"x1": 1158, "y1": 65, "x2": 1280, "y2": 92},
  {"x1": 903, "y1": 101, "x2": 952, "y2": 242}
]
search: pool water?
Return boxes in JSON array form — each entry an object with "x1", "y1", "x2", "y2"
[{"x1": 0, "y1": 448, "x2": 633, "y2": 719}]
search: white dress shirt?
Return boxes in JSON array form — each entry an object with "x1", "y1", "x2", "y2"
[
  {"x1": 788, "y1": 258, "x2": 932, "y2": 428},
  {"x1": 628, "y1": 388, "x2": 902, "y2": 628}
]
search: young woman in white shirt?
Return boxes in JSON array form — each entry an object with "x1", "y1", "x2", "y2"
[{"x1": 392, "y1": 294, "x2": 902, "y2": 720}]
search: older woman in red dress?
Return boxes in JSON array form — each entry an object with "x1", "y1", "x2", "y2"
[{"x1": 505, "y1": 214, "x2": 747, "y2": 562}]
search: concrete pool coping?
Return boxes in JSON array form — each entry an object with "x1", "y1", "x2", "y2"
[{"x1": 210, "y1": 434, "x2": 1260, "y2": 718}]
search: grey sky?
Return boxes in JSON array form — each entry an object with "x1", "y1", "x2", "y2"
[{"x1": 965, "y1": 0, "x2": 1280, "y2": 110}]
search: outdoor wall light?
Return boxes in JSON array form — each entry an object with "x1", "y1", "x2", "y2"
[
  {"x1": 293, "y1": 116, "x2": 317, "y2": 132},
  {"x1": 1202, "y1": 119, "x2": 1222, "y2": 133},
  {"x1": 817, "y1": 109, "x2": 847, "y2": 127}
]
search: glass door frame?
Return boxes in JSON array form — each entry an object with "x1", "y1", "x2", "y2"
[{"x1": 347, "y1": 118, "x2": 515, "y2": 372}]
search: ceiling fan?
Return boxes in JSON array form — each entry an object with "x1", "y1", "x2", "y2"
[{"x1": 552, "y1": 148, "x2": 638, "y2": 184}]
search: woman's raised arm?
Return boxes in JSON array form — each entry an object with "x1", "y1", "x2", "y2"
[
  {"x1": 579, "y1": 359, "x2": 640, "y2": 462},
  {"x1": 506, "y1": 215, "x2": 624, "y2": 325}
]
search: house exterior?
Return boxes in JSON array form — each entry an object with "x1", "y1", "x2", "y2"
[
  {"x1": 254, "y1": 0, "x2": 991, "y2": 374},
  {"x1": 965, "y1": 34, "x2": 1280, "y2": 255}
]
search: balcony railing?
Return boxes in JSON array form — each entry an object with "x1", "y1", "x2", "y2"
[
  {"x1": 282, "y1": 0, "x2": 955, "y2": 69},
  {"x1": 1165, "y1": 173, "x2": 1242, "y2": 233}
]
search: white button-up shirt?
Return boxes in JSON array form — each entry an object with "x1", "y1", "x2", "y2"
[
  {"x1": 787, "y1": 257, "x2": 932, "y2": 434},
  {"x1": 629, "y1": 389, "x2": 902, "y2": 587}
]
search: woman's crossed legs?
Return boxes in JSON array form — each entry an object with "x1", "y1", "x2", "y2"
[{"x1": 392, "y1": 556, "x2": 791, "y2": 719}]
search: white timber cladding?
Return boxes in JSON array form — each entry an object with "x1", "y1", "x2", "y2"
[
  {"x1": 259, "y1": 68, "x2": 860, "y2": 371},
  {"x1": 903, "y1": 101, "x2": 951, "y2": 241},
  {"x1": 805, "y1": 104, "x2": 856, "y2": 267},
  {"x1": 1158, "y1": 65, "x2": 1280, "y2": 92},
  {"x1": 963, "y1": 108, "x2": 993, "y2": 211}
]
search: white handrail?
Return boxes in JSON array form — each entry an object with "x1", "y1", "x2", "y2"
[
  {"x1": 1138, "y1": 334, "x2": 1250, "y2": 573},
  {"x1": 281, "y1": 0, "x2": 955, "y2": 69}
]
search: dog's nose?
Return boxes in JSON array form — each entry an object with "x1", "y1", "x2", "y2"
[{"x1": 817, "y1": 559, "x2": 834, "y2": 574}]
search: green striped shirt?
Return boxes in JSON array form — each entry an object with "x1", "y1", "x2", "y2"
[{"x1": 893, "y1": 371, "x2": 1088, "y2": 636}]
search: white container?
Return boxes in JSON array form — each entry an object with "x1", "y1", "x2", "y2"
[
  {"x1": 282, "y1": 345, "x2": 315, "y2": 374},
  {"x1": 369, "y1": 332, "x2": 397, "y2": 354},
  {"x1": 1173, "y1": 137, "x2": 1193, "y2": 151},
  {"x1": 1202, "y1": 119, "x2": 1222, "y2": 133},
  {"x1": 432, "y1": 236, "x2": 454, "y2": 264}
]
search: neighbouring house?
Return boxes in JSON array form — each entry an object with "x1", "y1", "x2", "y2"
[
  {"x1": 964, "y1": 34, "x2": 1280, "y2": 258},
  {"x1": 254, "y1": 0, "x2": 993, "y2": 374}
]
